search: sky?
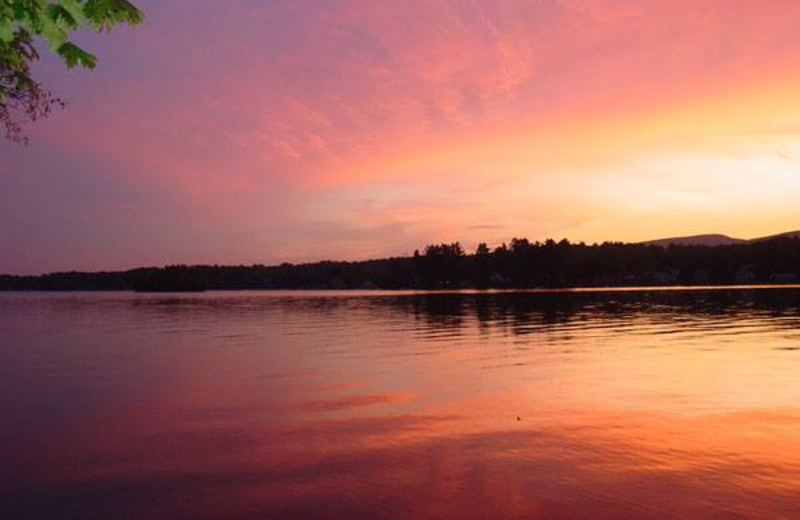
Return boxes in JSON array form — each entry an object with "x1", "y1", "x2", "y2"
[{"x1": 3, "y1": 0, "x2": 800, "y2": 274}]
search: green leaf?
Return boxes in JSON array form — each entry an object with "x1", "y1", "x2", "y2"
[
  {"x1": 46, "y1": 4, "x2": 78, "y2": 29},
  {"x1": 59, "y1": 0, "x2": 88, "y2": 25},
  {"x1": 58, "y1": 42, "x2": 97, "y2": 68},
  {"x1": 84, "y1": 0, "x2": 143, "y2": 31},
  {"x1": 112, "y1": 0, "x2": 145, "y2": 24},
  {"x1": 0, "y1": 20, "x2": 14, "y2": 43},
  {"x1": 40, "y1": 16, "x2": 68, "y2": 51}
]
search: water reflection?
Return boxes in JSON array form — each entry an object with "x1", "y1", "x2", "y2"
[{"x1": 1, "y1": 288, "x2": 799, "y2": 519}]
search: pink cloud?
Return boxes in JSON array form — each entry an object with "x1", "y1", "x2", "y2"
[{"x1": 4, "y1": 0, "x2": 800, "y2": 272}]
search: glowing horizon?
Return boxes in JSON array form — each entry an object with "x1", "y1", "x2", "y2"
[{"x1": 2, "y1": 0, "x2": 800, "y2": 274}]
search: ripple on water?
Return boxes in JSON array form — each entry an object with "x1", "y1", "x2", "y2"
[{"x1": 1, "y1": 288, "x2": 799, "y2": 520}]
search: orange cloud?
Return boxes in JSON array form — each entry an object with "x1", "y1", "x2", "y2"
[{"x1": 4, "y1": 0, "x2": 800, "y2": 271}]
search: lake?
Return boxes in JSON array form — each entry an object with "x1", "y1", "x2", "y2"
[{"x1": 2, "y1": 288, "x2": 799, "y2": 519}]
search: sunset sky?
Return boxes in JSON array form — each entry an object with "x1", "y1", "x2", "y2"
[{"x1": 3, "y1": 0, "x2": 800, "y2": 274}]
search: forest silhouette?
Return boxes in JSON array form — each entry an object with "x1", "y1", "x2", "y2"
[{"x1": 2, "y1": 236, "x2": 800, "y2": 291}]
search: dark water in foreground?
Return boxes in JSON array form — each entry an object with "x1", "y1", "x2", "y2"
[{"x1": 1, "y1": 288, "x2": 799, "y2": 520}]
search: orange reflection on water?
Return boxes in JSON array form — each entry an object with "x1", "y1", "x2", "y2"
[{"x1": 1, "y1": 289, "x2": 799, "y2": 519}]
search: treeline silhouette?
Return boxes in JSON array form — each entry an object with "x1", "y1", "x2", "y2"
[{"x1": 2, "y1": 237, "x2": 800, "y2": 291}]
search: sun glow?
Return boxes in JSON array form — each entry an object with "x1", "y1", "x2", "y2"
[{"x1": 3, "y1": 0, "x2": 800, "y2": 272}]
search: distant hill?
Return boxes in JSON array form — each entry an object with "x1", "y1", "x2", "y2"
[
  {"x1": 643, "y1": 234, "x2": 745, "y2": 247},
  {"x1": 751, "y1": 230, "x2": 800, "y2": 242},
  {"x1": 643, "y1": 230, "x2": 800, "y2": 247}
]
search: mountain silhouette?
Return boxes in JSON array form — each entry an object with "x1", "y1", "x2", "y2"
[{"x1": 643, "y1": 230, "x2": 800, "y2": 247}]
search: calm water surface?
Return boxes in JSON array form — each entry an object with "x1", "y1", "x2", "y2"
[{"x1": 1, "y1": 289, "x2": 800, "y2": 519}]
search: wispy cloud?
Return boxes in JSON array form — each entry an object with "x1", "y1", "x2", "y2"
[{"x1": 3, "y1": 0, "x2": 800, "y2": 272}]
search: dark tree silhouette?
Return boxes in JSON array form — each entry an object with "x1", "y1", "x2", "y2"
[{"x1": 3, "y1": 236, "x2": 800, "y2": 291}]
